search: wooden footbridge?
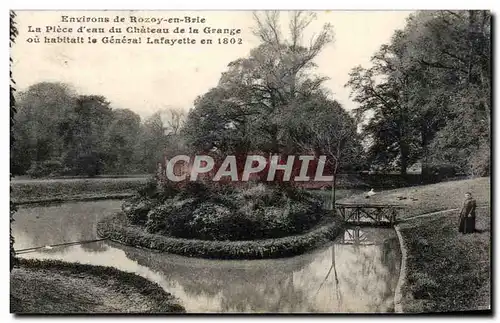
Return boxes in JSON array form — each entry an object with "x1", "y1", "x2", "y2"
[{"x1": 334, "y1": 202, "x2": 406, "y2": 226}]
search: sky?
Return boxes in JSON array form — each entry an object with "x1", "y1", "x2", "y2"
[{"x1": 11, "y1": 10, "x2": 413, "y2": 119}]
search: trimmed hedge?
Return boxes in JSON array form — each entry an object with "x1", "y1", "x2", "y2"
[
  {"x1": 97, "y1": 213, "x2": 343, "y2": 259},
  {"x1": 12, "y1": 258, "x2": 185, "y2": 313}
]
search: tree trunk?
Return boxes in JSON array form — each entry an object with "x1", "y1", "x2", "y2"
[
  {"x1": 331, "y1": 175, "x2": 337, "y2": 208},
  {"x1": 331, "y1": 163, "x2": 338, "y2": 209},
  {"x1": 400, "y1": 141, "x2": 409, "y2": 176}
]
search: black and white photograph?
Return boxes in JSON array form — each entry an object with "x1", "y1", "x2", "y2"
[{"x1": 9, "y1": 9, "x2": 491, "y2": 314}]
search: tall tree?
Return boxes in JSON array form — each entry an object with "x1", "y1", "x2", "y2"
[
  {"x1": 289, "y1": 95, "x2": 363, "y2": 203},
  {"x1": 63, "y1": 95, "x2": 113, "y2": 176},
  {"x1": 160, "y1": 107, "x2": 189, "y2": 163},
  {"x1": 346, "y1": 10, "x2": 491, "y2": 177},
  {"x1": 346, "y1": 35, "x2": 421, "y2": 175},
  {"x1": 183, "y1": 86, "x2": 254, "y2": 155},
  {"x1": 138, "y1": 112, "x2": 169, "y2": 172},
  {"x1": 403, "y1": 10, "x2": 491, "y2": 176},
  {"x1": 185, "y1": 11, "x2": 335, "y2": 156},
  {"x1": 103, "y1": 108, "x2": 142, "y2": 173},
  {"x1": 11, "y1": 82, "x2": 76, "y2": 174},
  {"x1": 160, "y1": 107, "x2": 186, "y2": 136}
]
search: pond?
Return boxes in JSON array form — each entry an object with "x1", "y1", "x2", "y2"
[{"x1": 12, "y1": 200, "x2": 401, "y2": 313}]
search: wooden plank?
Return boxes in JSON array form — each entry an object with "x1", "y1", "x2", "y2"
[
  {"x1": 335, "y1": 202, "x2": 404, "y2": 208},
  {"x1": 358, "y1": 207, "x2": 379, "y2": 223},
  {"x1": 334, "y1": 203, "x2": 405, "y2": 226}
]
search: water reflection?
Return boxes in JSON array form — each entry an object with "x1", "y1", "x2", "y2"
[
  {"x1": 13, "y1": 200, "x2": 122, "y2": 250},
  {"x1": 13, "y1": 201, "x2": 400, "y2": 313}
]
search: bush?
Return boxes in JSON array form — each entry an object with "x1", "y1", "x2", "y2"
[
  {"x1": 73, "y1": 153, "x2": 104, "y2": 177},
  {"x1": 136, "y1": 178, "x2": 159, "y2": 199},
  {"x1": 125, "y1": 182, "x2": 328, "y2": 241},
  {"x1": 468, "y1": 142, "x2": 490, "y2": 177},
  {"x1": 241, "y1": 183, "x2": 286, "y2": 206},
  {"x1": 122, "y1": 196, "x2": 159, "y2": 225},
  {"x1": 422, "y1": 163, "x2": 457, "y2": 183},
  {"x1": 189, "y1": 202, "x2": 236, "y2": 240},
  {"x1": 145, "y1": 198, "x2": 255, "y2": 241},
  {"x1": 157, "y1": 180, "x2": 182, "y2": 200},
  {"x1": 177, "y1": 181, "x2": 212, "y2": 199},
  {"x1": 26, "y1": 159, "x2": 65, "y2": 178},
  {"x1": 145, "y1": 198, "x2": 198, "y2": 235},
  {"x1": 288, "y1": 201, "x2": 321, "y2": 232},
  {"x1": 145, "y1": 202, "x2": 175, "y2": 233}
]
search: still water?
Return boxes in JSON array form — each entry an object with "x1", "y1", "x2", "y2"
[{"x1": 12, "y1": 200, "x2": 401, "y2": 313}]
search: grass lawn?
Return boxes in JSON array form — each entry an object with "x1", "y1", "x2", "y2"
[
  {"x1": 11, "y1": 259, "x2": 185, "y2": 314},
  {"x1": 398, "y1": 208, "x2": 490, "y2": 312},
  {"x1": 338, "y1": 177, "x2": 490, "y2": 219},
  {"x1": 308, "y1": 188, "x2": 365, "y2": 200},
  {"x1": 11, "y1": 177, "x2": 149, "y2": 204}
]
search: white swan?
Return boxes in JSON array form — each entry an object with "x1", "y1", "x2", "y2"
[{"x1": 366, "y1": 188, "x2": 376, "y2": 198}]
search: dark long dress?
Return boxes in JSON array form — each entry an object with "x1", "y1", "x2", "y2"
[{"x1": 459, "y1": 198, "x2": 476, "y2": 234}]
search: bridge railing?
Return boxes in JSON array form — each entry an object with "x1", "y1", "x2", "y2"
[{"x1": 333, "y1": 203, "x2": 406, "y2": 226}]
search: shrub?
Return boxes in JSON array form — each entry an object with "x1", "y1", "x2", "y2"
[
  {"x1": 145, "y1": 198, "x2": 198, "y2": 235},
  {"x1": 144, "y1": 200, "x2": 176, "y2": 233},
  {"x1": 288, "y1": 201, "x2": 321, "y2": 232},
  {"x1": 189, "y1": 202, "x2": 236, "y2": 240},
  {"x1": 122, "y1": 196, "x2": 159, "y2": 225},
  {"x1": 208, "y1": 189, "x2": 246, "y2": 210},
  {"x1": 136, "y1": 178, "x2": 159, "y2": 199},
  {"x1": 157, "y1": 180, "x2": 181, "y2": 200},
  {"x1": 26, "y1": 159, "x2": 65, "y2": 178},
  {"x1": 73, "y1": 153, "x2": 105, "y2": 177},
  {"x1": 178, "y1": 181, "x2": 211, "y2": 199},
  {"x1": 144, "y1": 197, "x2": 325, "y2": 241},
  {"x1": 241, "y1": 183, "x2": 286, "y2": 207},
  {"x1": 126, "y1": 182, "x2": 327, "y2": 241},
  {"x1": 257, "y1": 206, "x2": 291, "y2": 238},
  {"x1": 136, "y1": 178, "x2": 182, "y2": 201},
  {"x1": 468, "y1": 141, "x2": 490, "y2": 177}
]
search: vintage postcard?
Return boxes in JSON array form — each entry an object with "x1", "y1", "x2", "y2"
[{"x1": 9, "y1": 10, "x2": 491, "y2": 314}]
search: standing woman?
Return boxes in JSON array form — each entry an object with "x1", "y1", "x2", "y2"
[{"x1": 459, "y1": 192, "x2": 477, "y2": 234}]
